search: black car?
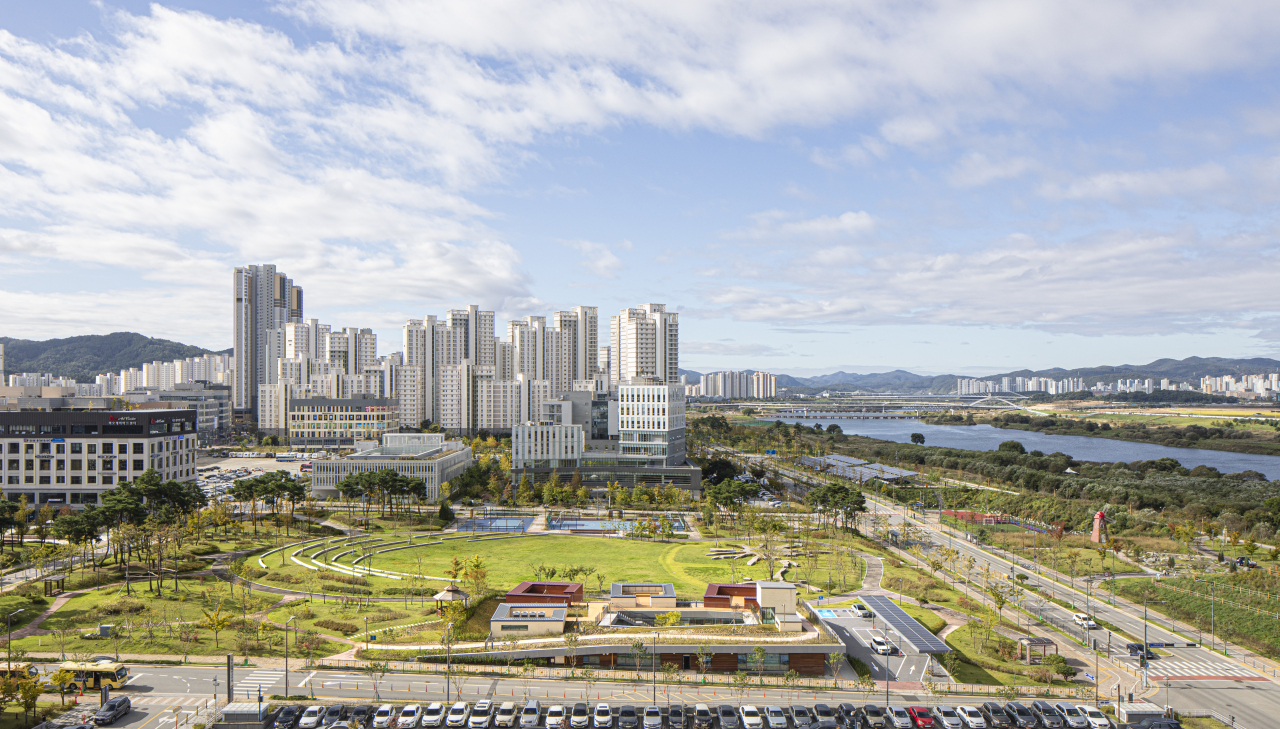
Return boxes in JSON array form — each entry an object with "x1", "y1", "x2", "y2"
[
  {"x1": 836, "y1": 705, "x2": 859, "y2": 728},
  {"x1": 812, "y1": 706, "x2": 838, "y2": 727},
  {"x1": 1126, "y1": 643, "x2": 1157, "y2": 659},
  {"x1": 694, "y1": 707, "x2": 715, "y2": 729},
  {"x1": 619, "y1": 707, "x2": 640, "y2": 729},
  {"x1": 790, "y1": 707, "x2": 813, "y2": 729},
  {"x1": 977, "y1": 704, "x2": 1010, "y2": 729},
  {"x1": 93, "y1": 698, "x2": 132, "y2": 726},
  {"x1": 669, "y1": 706, "x2": 686, "y2": 729},
  {"x1": 718, "y1": 706, "x2": 739, "y2": 729},
  {"x1": 350, "y1": 706, "x2": 376, "y2": 729},
  {"x1": 1029, "y1": 702, "x2": 1062, "y2": 729},
  {"x1": 277, "y1": 707, "x2": 302, "y2": 729},
  {"x1": 324, "y1": 706, "x2": 349, "y2": 727},
  {"x1": 1000, "y1": 704, "x2": 1036, "y2": 729}
]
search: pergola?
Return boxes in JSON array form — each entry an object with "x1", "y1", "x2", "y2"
[
  {"x1": 433, "y1": 583, "x2": 470, "y2": 611},
  {"x1": 1018, "y1": 636, "x2": 1058, "y2": 664},
  {"x1": 42, "y1": 574, "x2": 67, "y2": 597}
]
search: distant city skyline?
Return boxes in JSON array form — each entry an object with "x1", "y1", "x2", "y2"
[{"x1": 3, "y1": 2, "x2": 1280, "y2": 372}]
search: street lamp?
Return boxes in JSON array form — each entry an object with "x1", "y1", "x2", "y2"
[
  {"x1": 652, "y1": 630, "x2": 659, "y2": 704},
  {"x1": 445, "y1": 622, "x2": 455, "y2": 704},
  {"x1": 1142, "y1": 599, "x2": 1166, "y2": 684},
  {"x1": 284, "y1": 616, "x2": 298, "y2": 697},
  {"x1": 6, "y1": 610, "x2": 24, "y2": 673}
]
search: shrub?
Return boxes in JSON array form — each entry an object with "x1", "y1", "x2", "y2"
[
  {"x1": 369, "y1": 610, "x2": 409, "y2": 623},
  {"x1": 319, "y1": 572, "x2": 368, "y2": 585},
  {"x1": 314, "y1": 619, "x2": 361, "y2": 635},
  {"x1": 101, "y1": 598, "x2": 149, "y2": 616},
  {"x1": 322, "y1": 584, "x2": 373, "y2": 595},
  {"x1": 266, "y1": 574, "x2": 303, "y2": 584}
]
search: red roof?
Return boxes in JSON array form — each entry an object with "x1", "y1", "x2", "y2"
[{"x1": 507, "y1": 581, "x2": 584, "y2": 597}]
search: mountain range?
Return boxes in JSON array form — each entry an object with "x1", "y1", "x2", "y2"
[{"x1": 0, "y1": 333, "x2": 222, "y2": 383}]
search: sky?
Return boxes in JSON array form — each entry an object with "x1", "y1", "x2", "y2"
[{"x1": 2, "y1": 1, "x2": 1280, "y2": 377}]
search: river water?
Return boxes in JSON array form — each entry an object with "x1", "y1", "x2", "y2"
[{"x1": 775, "y1": 416, "x2": 1280, "y2": 479}]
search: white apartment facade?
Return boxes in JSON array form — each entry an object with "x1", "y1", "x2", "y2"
[{"x1": 610, "y1": 304, "x2": 678, "y2": 386}]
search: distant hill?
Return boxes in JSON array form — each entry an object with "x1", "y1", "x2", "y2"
[
  {"x1": 0, "y1": 333, "x2": 220, "y2": 383},
  {"x1": 678, "y1": 368, "x2": 703, "y2": 384},
  {"x1": 774, "y1": 356, "x2": 1280, "y2": 394}
]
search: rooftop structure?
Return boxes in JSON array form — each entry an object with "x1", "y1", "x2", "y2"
[
  {"x1": 491, "y1": 603, "x2": 567, "y2": 636},
  {"x1": 506, "y1": 581, "x2": 584, "y2": 606},
  {"x1": 609, "y1": 582, "x2": 677, "y2": 609}
]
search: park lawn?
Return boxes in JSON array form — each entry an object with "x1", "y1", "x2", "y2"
[
  {"x1": 944, "y1": 623, "x2": 1077, "y2": 687},
  {"x1": 0, "y1": 701, "x2": 74, "y2": 728},
  {"x1": 267, "y1": 599, "x2": 443, "y2": 643},
  {"x1": 328, "y1": 535, "x2": 836, "y2": 596}
]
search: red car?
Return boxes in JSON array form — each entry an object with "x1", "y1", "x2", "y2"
[{"x1": 906, "y1": 707, "x2": 933, "y2": 728}]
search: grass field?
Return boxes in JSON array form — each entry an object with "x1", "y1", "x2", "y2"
[
  {"x1": 944, "y1": 623, "x2": 1077, "y2": 687},
  {"x1": 327, "y1": 535, "x2": 844, "y2": 596}
]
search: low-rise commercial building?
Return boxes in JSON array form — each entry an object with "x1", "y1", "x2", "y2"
[
  {"x1": 0, "y1": 409, "x2": 198, "y2": 506},
  {"x1": 308, "y1": 433, "x2": 471, "y2": 500},
  {"x1": 490, "y1": 603, "x2": 567, "y2": 636},
  {"x1": 286, "y1": 397, "x2": 399, "y2": 448},
  {"x1": 504, "y1": 581, "x2": 584, "y2": 606}
]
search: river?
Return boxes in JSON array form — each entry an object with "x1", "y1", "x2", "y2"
[{"x1": 775, "y1": 416, "x2": 1280, "y2": 479}]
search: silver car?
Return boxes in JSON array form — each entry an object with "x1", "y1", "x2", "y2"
[
  {"x1": 642, "y1": 708, "x2": 662, "y2": 729},
  {"x1": 739, "y1": 707, "x2": 762, "y2": 729},
  {"x1": 471, "y1": 703, "x2": 494, "y2": 729},
  {"x1": 424, "y1": 706, "x2": 447, "y2": 729},
  {"x1": 931, "y1": 707, "x2": 963, "y2": 729},
  {"x1": 372, "y1": 706, "x2": 397, "y2": 729},
  {"x1": 1052, "y1": 705, "x2": 1088, "y2": 729},
  {"x1": 521, "y1": 703, "x2": 543, "y2": 729},
  {"x1": 300, "y1": 708, "x2": 326, "y2": 729},
  {"x1": 764, "y1": 708, "x2": 787, "y2": 729},
  {"x1": 885, "y1": 707, "x2": 912, "y2": 729}
]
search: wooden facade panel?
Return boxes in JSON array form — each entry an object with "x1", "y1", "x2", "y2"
[
  {"x1": 710, "y1": 653, "x2": 738, "y2": 673},
  {"x1": 787, "y1": 653, "x2": 825, "y2": 675}
]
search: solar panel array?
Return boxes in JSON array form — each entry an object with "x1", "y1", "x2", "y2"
[
  {"x1": 801, "y1": 455, "x2": 918, "y2": 483},
  {"x1": 861, "y1": 595, "x2": 951, "y2": 654}
]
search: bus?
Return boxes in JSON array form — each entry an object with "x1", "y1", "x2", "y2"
[
  {"x1": 300, "y1": 462, "x2": 312, "y2": 473},
  {"x1": 51, "y1": 661, "x2": 129, "y2": 691},
  {"x1": 1, "y1": 663, "x2": 39, "y2": 680}
]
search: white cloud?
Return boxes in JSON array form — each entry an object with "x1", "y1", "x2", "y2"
[
  {"x1": 948, "y1": 152, "x2": 1035, "y2": 188},
  {"x1": 562, "y1": 240, "x2": 624, "y2": 278},
  {"x1": 1040, "y1": 163, "x2": 1231, "y2": 200},
  {"x1": 732, "y1": 211, "x2": 875, "y2": 240}
]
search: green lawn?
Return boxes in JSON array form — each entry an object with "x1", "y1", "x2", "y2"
[{"x1": 944, "y1": 623, "x2": 1077, "y2": 687}]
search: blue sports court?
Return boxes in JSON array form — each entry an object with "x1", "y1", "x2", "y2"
[{"x1": 455, "y1": 516, "x2": 533, "y2": 532}]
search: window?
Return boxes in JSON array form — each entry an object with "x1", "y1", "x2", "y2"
[
  {"x1": 23, "y1": 444, "x2": 33, "y2": 454},
  {"x1": 38, "y1": 476, "x2": 50, "y2": 485},
  {"x1": 70, "y1": 443, "x2": 82, "y2": 454},
  {"x1": 23, "y1": 475, "x2": 32, "y2": 484},
  {"x1": 132, "y1": 460, "x2": 144, "y2": 472},
  {"x1": 55, "y1": 443, "x2": 65, "y2": 454},
  {"x1": 38, "y1": 460, "x2": 50, "y2": 471},
  {"x1": 5, "y1": 476, "x2": 15, "y2": 485},
  {"x1": 132, "y1": 443, "x2": 144, "y2": 455},
  {"x1": 40, "y1": 443, "x2": 51, "y2": 454},
  {"x1": 87, "y1": 444, "x2": 97, "y2": 454},
  {"x1": 102, "y1": 443, "x2": 114, "y2": 455},
  {"x1": 70, "y1": 476, "x2": 81, "y2": 485},
  {"x1": 87, "y1": 475, "x2": 96, "y2": 484},
  {"x1": 6, "y1": 444, "x2": 16, "y2": 454},
  {"x1": 56, "y1": 460, "x2": 65, "y2": 470},
  {"x1": 118, "y1": 460, "x2": 127, "y2": 472},
  {"x1": 101, "y1": 460, "x2": 113, "y2": 471},
  {"x1": 500, "y1": 624, "x2": 529, "y2": 631},
  {"x1": 101, "y1": 475, "x2": 113, "y2": 485},
  {"x1": 55, "y1": 475, "x2": 65, "y2": 484},
  {"x1": 70, "y1": 460, "x2": 81, "y2": 471}
]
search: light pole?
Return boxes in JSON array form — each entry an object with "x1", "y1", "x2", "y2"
[
  {"x1": 1142, "y1": 598, "x2": 1166, "y2": 687},
  {"x1": 445, "y1": 622, "x2": 455, "y2": 704},
  {"x1": 6, "y1": 609, "x2": 24, "y2": 673},
  {"x1": 652, "y1": 630, "x2": 659, "y2": 704},
  {"x1": 284, "y1": 616, "x2": 298, "y2": 697}
]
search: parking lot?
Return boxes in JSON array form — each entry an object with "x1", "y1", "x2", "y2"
[{"x1": 816, "y1": 611, "x2": 936, "y2": 685}]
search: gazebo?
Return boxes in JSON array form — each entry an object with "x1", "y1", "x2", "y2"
[
  {"x1": 433, "y1": 584, "x2": 470, "y2": 612},
  {"x1": 42, "y1": 574, "x2": 67, "y2": 597},
  {"x1": 1018, "y1": 636, "x2": 1059, "y2": 664}
]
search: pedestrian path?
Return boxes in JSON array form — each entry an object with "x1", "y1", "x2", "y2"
[
  {"x1": 233, "y1": 670, "x2": 285, "y2": 694},
  {"x1": 1147, "y1": 659, "x2": 1266, "y2": 681},
  {"x1": 129, "y1": 696, "x2": 214, "y2": 706}
]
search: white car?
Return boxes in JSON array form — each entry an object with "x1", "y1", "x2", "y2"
[
  {"x1": 1074, "y1": 706, "x2": 1110, "y2": 729},
  {"x1": 956, "y1": 706, "x2": 985, "y2": 729},
  {"x1": 299, "y1": 707, "x2": 326, "y2": 729},
  {"x1": 593, "y1": 705, "x2": 612, "y2": 729},
  {"x1": 570, "y1": 705, "x2": 590, "y2": 729},
  {"x1": 471, "y1": 702, "x2": 494, "y2": 729},
  {"x1": 1052, "y1": 704, "x2": 1088, "y2": 729},
  {"x1": 495, "y1": 704, "x2": 518, "y2": 729},
  {"x1": 870, "y1": 636, "x2": 894, "y2": 655},
  {"x1": 642, "y1": 708, "x2": 662, "y2": 729},
  {"x1": 763, "y1": 708, "x2": 787, "y2": 729},
  {"x1": 446, "y1": 704, "x2": 471, "y2": 729},
  {"x1": 546, "y1": 707, "x2": 566, "y2": 729},
  {"x1": 423, "y1": 705, "x2": 446, "y2": 728},
  {"x1": 931, "y1": 707, "x2": 963, "y2": 729},
  {"x1": 851, "y1": 604, "x2": 873, "y2": 618},
  {"x1": 739, "y1": 707, "x2": 763, "y2": 729},
  {"x1": 1072, "y1": 613, "x2": 1099, "y2": 630},
  {"x1": 398, "y1": 707, "x2": 424, "y2": 729}
]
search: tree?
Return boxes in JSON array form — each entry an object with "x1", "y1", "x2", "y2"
[
  {"x1": 200, "y1": 602, "x2": 231, "y2": 648},
  {"x1": 750, "y1": 646, "x2": 768, "y2": 685},
  {"x1": 655, "y1": 611, "x2": 682, "y2": 628},
  {"x1": 365, "y1": 660, "x2": 391, "y2": 700},
  {"x1": 17, "y1": 678, "x2": 40, "y2": 726},
  {"x1": 46, "y1": 668, "x2": 75, "y2": 705},
  {"x1": 695, "y1": 643, "x2": 712, "y2": 680},
  {"x1": 910, "y1": 433, "x2": 925, "y2": 445},
  {"x1": 628, "y1": 640, "x2": 648, "y2": 680}
]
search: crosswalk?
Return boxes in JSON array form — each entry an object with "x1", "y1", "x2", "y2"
[
  {"x1": 1146, "y1": 660, "x2": 1263, "y2": 680},
  {"x1": 130, "y1": 697, "x2": 213, "y2": 706},
  {"x1": 233, "y1": 670, "x2": 285, "y2": 694}
]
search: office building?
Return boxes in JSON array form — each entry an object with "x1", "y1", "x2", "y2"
[
  {"x1": 308, "y1": 433, "x2": 472, "y2": 499},
  {"x1": 233, "y1": 264, "x2": 303, "y2": 415},
  {"x1": 511, "y1": 423, "x2": 585, "y2": 469},
  {"x1": 1, "y1": 408, "x2": 198, "y2": 506},
  {"x1": 286, "y1": 397, "x2": 400, "y2": 449}
]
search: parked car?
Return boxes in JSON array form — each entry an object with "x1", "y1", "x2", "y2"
[
  {"x1": 790, "y1": 707, "x2": 813, "y2": 729},
  {"x1": 1074, "y1": 706, "x2": 1109, "y2": 729},
  {"x1": 836, "y1": 705, "x2": 860, "y2": 728},
  {"x1": 860, "y1": 706, "x2": 887, "y2": 729},
  {"x1": 397, "y1": 707, "x2": 423, "y2": 729},
  {"x1": 325, "y1": 706, "x2": 349, "y2": 727},
  {"x1": 1052, "y1": 704, "x2": 1088, "y2": 729},
  {"x1": 976, "y1": 705, "x2": 1009, "y2": 729},
  {"x1": 719, "y1": 706, "x2": 739, "y2": 729},
  {"x1": 276, "y1": 707, "x2": 302, "y2": 729},
  {"x1": 496, "y1": 704, "x2": 519, "y2": 729},
  {"x1": 740, "y1": 706, "x2": 763, "y2": 729},
  {"x1": 446, "y1": 703, "x2": 471, "y2": 729},
  {"x1": 693, "y1": 706, "x2": 714, "y2": 729},
  {"x1": 669, "y1": 705, "x2": 686, "y2": 729},
  {"x1": 764, "y1": 707, "x2": 788, "y2": 729},
  {"x1": 643, "y1": 708, "x2": 663, "y2": 729},
  {"x1": 812, "y1": 706, "x2": 837, "y2": 727},
  {"x1": 546, "y1": 707, "x2": 566, "y2": 729},
  {"x1": 471, "y1": 702, "x2": 495, "y2": 729},
  {"x1": 885, "y1": 707, "x2": 913, "y2": 729},
  {"x1": 617, "y1": 707, "x2": 639, "y2": 729},
  {"x1": 424, "y1": 705, "x2": 447, "y2": 728},
  {"x1": 904, "y1": 708, "x2": 932, "y2": 728},
  {"x1": 929, "y1": 708, "x2": 961, "y2": 729},
  {"x1": 870, "y1": 637, "x2": 894, "y2": 655},
  {"x1": 594, "y1": 706, "x2": 613, "y2": 729},
  {"x1": 351, "y1": 706, "x2": 376, "y2": 728},
  {"x1": 93, "y1": 698, "x2": 132, "y2": 726},
  {"x1": 300, "y1": 707, "x2": 327, "y2": 729},
  {"x1": 851, "y1": 604, "x2": 874, "y2": 618},
  {"x1": 954, "y1": 707, "x2": 984, "y2": 729},
  {"x1": 571, "y1": 705, "x2": 591, "y2": 729},
  {"x1": 1029, "y1": 702, "x2": 1063, "y2": 729},
  {"x1": 522, "y1": 702, "x2": 543, "y2": 729},
  {"x1": 999, "y1": 704, "x2": 1036, "y2": 729}
]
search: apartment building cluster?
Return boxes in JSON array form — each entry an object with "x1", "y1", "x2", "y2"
[
  {"x1": 955, "y1": 376, "x2": 1088, "y2": 395},
  {"x1": 1198, "y1": 373, "x2": 1280, "y2": 399},
  {"x1": 686, "y1": 370, "x2": 777, "y2": 399}
]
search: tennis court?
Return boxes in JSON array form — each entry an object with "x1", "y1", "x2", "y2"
[
  {"x1": 455, "y1": 516, "x2": 534, "y2": 532},
  {"x1": 547, "y1": 515, "x2": 689, "y2": 531}
]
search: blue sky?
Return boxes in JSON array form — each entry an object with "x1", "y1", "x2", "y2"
[{"x1": 2, "y1": 1, "x2": 1280, "y2": 377}]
